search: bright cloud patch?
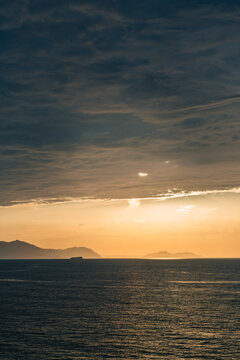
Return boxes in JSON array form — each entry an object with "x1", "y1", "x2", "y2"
[
  {"x1": 128, "y1": 199, "x2": 141, "y2": 209},
  {"x1": 138, "y1": 172, "x2": 148, "y2": 177}
]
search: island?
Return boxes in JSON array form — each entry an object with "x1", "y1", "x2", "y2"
[
  {"x1": 0, "y1": 240, "x2": 101, "y2": 259},
  {"x1": 144, "y1": 250, "x2": 200, "y2": 259}
]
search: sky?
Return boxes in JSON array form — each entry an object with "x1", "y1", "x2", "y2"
[{"x1": 0, "y1": 0, "x2": 240, "y2": 257}]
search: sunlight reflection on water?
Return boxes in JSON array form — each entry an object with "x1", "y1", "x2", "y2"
[{"x1": 0, "y1": 259, "x2": 239, "y2": 359}]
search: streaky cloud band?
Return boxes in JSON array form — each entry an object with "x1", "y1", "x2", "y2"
[{"x1": 2, "y1": 187, "x2": 240, "y2": 208}]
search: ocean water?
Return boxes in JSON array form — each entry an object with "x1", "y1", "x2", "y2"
[{"x1": 0, "y1": 259, "x2": 239, "y2": 359}]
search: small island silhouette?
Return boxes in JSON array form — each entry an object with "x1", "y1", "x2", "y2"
[{"x1": 145, "y1": 250, "x2": 200, "y2": 259}]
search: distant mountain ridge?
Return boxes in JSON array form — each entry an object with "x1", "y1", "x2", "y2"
[
  {"x1": 145, "y1": 250, "x2": 200, "y2": 259},
  {"x1": 0, "y1": 240, "x2": 101, "y2": 259}
]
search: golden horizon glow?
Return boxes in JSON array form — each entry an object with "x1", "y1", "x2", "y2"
[{"x1": 0, "y1": 186, "x2": 239, "y2": 258}]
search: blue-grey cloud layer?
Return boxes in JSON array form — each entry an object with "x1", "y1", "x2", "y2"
[{"x1": 0, "y1": 0, "x2": 240, "y2": 204}]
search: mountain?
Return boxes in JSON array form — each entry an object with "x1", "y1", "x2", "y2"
[
  {"x1": 145, "y1": 250, "x2": 200, "y2": 259},
  {"x1": 0, "y1": 240, "x2": 101, "y2": 259}
]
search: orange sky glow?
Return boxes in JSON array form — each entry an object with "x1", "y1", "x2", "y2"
[{"x1": 1, "y1": 188, "x2": 239, "y2": 258}]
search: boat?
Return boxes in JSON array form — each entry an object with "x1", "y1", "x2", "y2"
[{"x1": 70, "y1": 256, "x2": 84, "y2": 261}]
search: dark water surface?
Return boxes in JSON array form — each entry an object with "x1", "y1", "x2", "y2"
[{"x1": 0, "y1": 259, "x2": 239, "y2": 359}]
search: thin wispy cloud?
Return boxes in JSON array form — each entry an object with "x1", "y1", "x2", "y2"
[
  {"x1": 176, "y1": 205, "x2": 196, "y2": 213},
  {"x1": 1, "y1": 187, "x2": 239, "y2": 208}
]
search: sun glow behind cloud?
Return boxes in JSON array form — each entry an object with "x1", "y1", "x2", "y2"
[{"x1": 128, "y1": 199, "x2": 141, "y2": 209}]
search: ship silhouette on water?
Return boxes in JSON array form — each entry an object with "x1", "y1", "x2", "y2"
[{"x1": 70, "y1": 256, "x2": 84, "y2": 261}]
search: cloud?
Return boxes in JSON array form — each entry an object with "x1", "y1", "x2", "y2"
[
  {"x1": 0, "y1": 1, "x2": 240, "y2": 205},
  {"x1": 154, "y1": 187, "x2": 240, "y2": 201},
  {"x1": 176, "y1": 205, "x2": 196, "y2": 216},
  {"x1": 177, "y1": 205, "x2": 196, "y2": 212},
  {"x1": 177, "y1": 118, "x2": 207, "y2": 129},
  {"x1": 1, "y1": 186, "x2": 240, "y2": 208}
]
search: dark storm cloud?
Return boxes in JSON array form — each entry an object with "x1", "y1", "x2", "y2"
[{"x1": 0, "y1": 0, "x2": 240, "y2": 204}]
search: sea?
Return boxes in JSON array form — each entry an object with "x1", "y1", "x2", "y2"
[{"x1": 0, "y1": 259, "x2": 239, "y2": 359}]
